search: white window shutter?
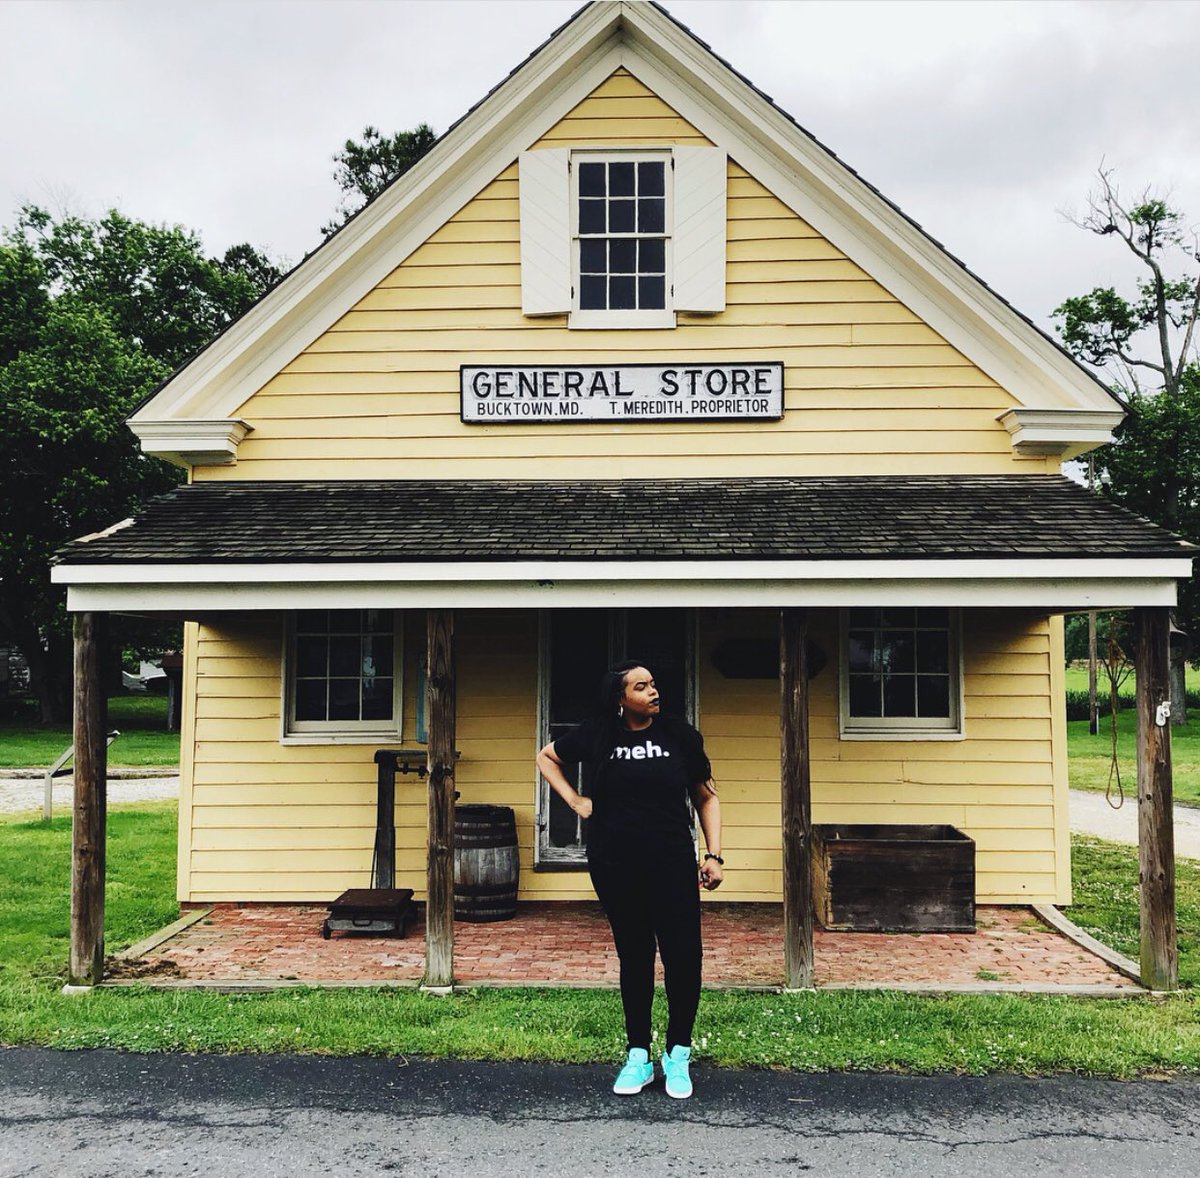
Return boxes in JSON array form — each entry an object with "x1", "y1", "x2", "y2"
[
  {"x1": 519, "y1": 149, "x2": 571, "y2": 316},
  {"x1": 673, "y1": 147, "x2": 727, "y2": 314}
]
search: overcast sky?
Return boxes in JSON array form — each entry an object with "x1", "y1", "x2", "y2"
[{"x1": 2, "y1": 0, "x2": 1198, "y2": 337}]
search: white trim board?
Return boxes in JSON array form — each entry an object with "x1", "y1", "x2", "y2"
[
  {"x1": 127, "y1": 1, "x2": 1119, "y2": 459},
  {"x1": 53, "y1": 556, "x2": 1193, "y2": 586},
  {"x1": 62, "y1": 575, "x2": 1180, "y2": 614}
]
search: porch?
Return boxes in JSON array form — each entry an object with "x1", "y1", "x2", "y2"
[{"x1": 107, "y1": 902, "x2": 1141, "y2": 994}]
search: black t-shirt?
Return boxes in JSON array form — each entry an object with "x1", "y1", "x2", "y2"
[{"x1": 553, "y1": 716, "x2": 711, "y2": 860}]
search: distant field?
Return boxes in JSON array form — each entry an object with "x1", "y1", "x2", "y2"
[{"x1": 0, "y1": 694, "x2": 179, "y2": 769}]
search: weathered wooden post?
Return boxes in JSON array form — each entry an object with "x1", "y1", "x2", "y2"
[
  {"x1": 424, "y1": 609, "x2": 456, "y2": 990},
  {"x1": 779, "y1": 607, "x2": 814, "y2": 989},
  {"x1": 69, "y1": 612, "x2": 108, "y2": 988},
  {"x1": 1133, "y1": 606, "x2": 1177, "y2": 990}
]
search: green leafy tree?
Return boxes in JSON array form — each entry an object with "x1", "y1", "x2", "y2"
[
  {"x1": 323, "y1": 124, "x2": 438, "y2": 237},
  {"x1": 1054, "y1": 169, "x2": 1200, "y2": 713},
  {"x1": 0, "y1": 207, "x2": 281, "y2": 722}
]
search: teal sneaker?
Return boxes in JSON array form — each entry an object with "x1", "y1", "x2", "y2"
[
  {"x1": 612, "y1": 1047, "x2": 655, "y2": 1095},
  {"x1": 662, "y1": 1045, "x2": 693, "y2": 1099}
]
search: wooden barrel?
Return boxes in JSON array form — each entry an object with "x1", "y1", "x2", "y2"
[{"x1": 453, "y1": 804, "x2": 519, "y2": 922}]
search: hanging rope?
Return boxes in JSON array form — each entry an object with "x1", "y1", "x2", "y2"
[{"x1": 1104, "y1": 626, "x2": 1126, "y2": 809}]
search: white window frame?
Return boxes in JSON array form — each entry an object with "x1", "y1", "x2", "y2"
[
  {"x1": 838, "y1": 607, "x2": 965, "y2": 741},
  {"x1": 569, "y1": 149, "x2": 675, "y2": 331},
  {"x1": 280, "y1": 609, "x2": 404, "y2": 745}
]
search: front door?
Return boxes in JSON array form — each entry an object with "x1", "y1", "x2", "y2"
[{"x1": 536, "y1": 607, "x2": 695, "y2": 867}]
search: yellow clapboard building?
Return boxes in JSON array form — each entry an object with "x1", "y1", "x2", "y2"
[{"x1": 55, "y1": 2, "x2": 1190, "y2": 923}]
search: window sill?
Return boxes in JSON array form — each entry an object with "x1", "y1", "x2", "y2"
[
  {"x1": 568, "y1": 309, "x2": 675, "y2": 330},
  {"x1": 533, "y1": 857, "x2": 590, "y2": 872},
  {"x1": 281, "y1": 730, "x2": 404, "y2": 746},
  {"x1": 839, "y1": 726, "x2": 965, "y2": 742}
]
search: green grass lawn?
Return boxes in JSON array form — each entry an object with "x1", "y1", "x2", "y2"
[
  {"x1": 1, "y1": 803, "x2": 1198, "y2": 1076},
  {"x1": 1068, "y1": 710, "x2": 1200, "y2": 806},
  {"x1": 1063, "y1": 662, "x2": 1200, "y2": 698},
  {"x1": 0, "y1": 694, "x2": 180, "y2": 769}
]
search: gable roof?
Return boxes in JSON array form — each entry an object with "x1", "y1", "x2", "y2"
[
  {"x1": 55, "y1": 476, "x2": 1192, "y2": 566},
  {"x1": 127, "y1": 0, "x2": 1120, "y2": 453}
]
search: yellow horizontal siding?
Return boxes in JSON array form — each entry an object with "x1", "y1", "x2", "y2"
[
  {"x1": 189, "y1": 69, "x2": 1040, "y2": 485},
  {"x1": 182, "y1": 607, "x2": 1064, "y2": 905}
]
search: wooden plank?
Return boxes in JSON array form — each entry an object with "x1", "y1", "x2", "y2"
[
  {"x1": 70, "y1": 612, "x2": 107, "y2": 986},
  {"x1": 1135, "y1": 606, "x2": 1178, "y2": 989},
  {"x1": 425, "y1": 608, "x2": 456, "y2": 988},
  {"x1": 779, "y1": 607, "x2": 813, "y2": 989}
]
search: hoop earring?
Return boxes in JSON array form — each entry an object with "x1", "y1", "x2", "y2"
[{"x1": 617, "y1": 704, "x2": 624, "y2": 717}]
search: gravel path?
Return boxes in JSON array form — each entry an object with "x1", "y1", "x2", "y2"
[
  {"x1": 1070, "y1": 788, "x2": 1200, "y2": 859},
  {"x1": 0, "y1": 773, "x2": 179, "y2": 815}
]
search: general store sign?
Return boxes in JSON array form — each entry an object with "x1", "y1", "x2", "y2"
[{"x1": 460, "y1": 363, "x2": 784, "y2": 423}]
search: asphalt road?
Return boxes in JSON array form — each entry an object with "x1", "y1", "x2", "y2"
[{"x1": 1, "y1": 1048, "x2": 1198, "y2": 1177}]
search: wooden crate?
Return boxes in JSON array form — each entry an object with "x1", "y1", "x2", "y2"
[{"x1": 811, "y1": 824, "x2": 975, "y2": 933}]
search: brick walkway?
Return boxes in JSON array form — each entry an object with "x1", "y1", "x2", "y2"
[{"x1": 111, "y1": 903, "x2": 1140, "y2": 991}]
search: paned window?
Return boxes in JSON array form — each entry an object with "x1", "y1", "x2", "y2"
[
  {"x1": 577, "y1": 158, "x2": 668, "y2": 312},
  {"x1": 841, "y1": 608, "x2": 962, "y2": 737},
  {"x1": 285, "y1": 609, "x2": 400, "y2": 738}
]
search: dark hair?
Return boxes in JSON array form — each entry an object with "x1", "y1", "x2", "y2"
[{"x1": 590, "y1": 659, "x2": 646, "y2": 766}]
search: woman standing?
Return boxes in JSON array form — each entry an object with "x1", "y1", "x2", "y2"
[{"x1": 536, "y1": 660, "x2": 723, "y2": 1100}]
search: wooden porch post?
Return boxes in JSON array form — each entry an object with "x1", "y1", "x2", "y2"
[
  {"x1": 69, "y1": 612, "x2": 107, "y2": 987},
  {"x1": 424, "y1": 609, "x2": 456, "y2": 989},
  {"x1": 1134, "y1": 606, "x2": 1178, "y2": 990},
  {"x1": 780, "y1": 607, "x2": 814, "y2": 989}
]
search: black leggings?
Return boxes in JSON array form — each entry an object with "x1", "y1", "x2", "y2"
[{"x1": 589, "y1": 849, "x2": 702, "y2": 1052}]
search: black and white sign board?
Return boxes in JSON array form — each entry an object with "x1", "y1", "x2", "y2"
[{"x1": 460, "y1": 363, "x2": 784, "y2": 423}]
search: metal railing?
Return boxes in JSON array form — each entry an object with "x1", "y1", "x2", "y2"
[{"x1": 43, "y1": 730, "x2": 120, "y2": 820}]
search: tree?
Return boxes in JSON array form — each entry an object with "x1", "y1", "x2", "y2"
[
  {"x1": 1054, "y1": 170, "x2": 1200, "y2": 718},
  {"x1": 0, "y1": 206, "x2": 281, "y2": 722},
  {"x1": 323, "y1": 124, "x2": 438, "y2": 237}
]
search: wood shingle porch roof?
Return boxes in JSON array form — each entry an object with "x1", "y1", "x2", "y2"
[{"x1": 55, "y1": 475, "x2": 1193, "y2": 566}]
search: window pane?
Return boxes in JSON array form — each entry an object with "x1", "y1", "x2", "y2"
[
  {"x1": 879, "y1": 608, "x2": 915, "y2": 628},
  {"x1": 295, "y1": 635, "x2": 327, "y2": 677},
  {"x1": 329, "y1": 635, "x2": 360, "y2": 677},
  {"x1": 881, "y1": 634, "x2": 915, "y2": 674},
  {"x1": 849, "y1": 674, "x2": 882, "y2": 717},
  {"x1": 580, "y1": 238, "x2": 606, "y2": 274},
  {"x1": 609, "y1": 161, "x2": 635, "y2": 195},
  {"x1": 295, "y1": 679, "x2": 327, "y2": 722},
  {"x1": 917, "y1": 607, "x2": 950, "y2": 628},
  {"x1": 549, "y1": 611, "x2": 610, "y2": 725},
  {"x1": 917, "y1": 675, "x2": 951, "y2": 718},
  {"x1": 327, "y1": 610, "x2": 360, "y2": 634},
  {"x1": 578, "y1": 162, "x2": 606, "y2": 197},
  {"x1": 638, "y1": 238, "x2": 665, "y2": 272},
  {"x1": 638, "y1": 276, "x2": 665, "y2": 309},
  {"x1": 847, "y1": 631, "x2": 875, "y2": 673},
  {"x1": 580, "y1": 274, "x2": 606, "y2": 309},
  {"x1": 296, "y1": 609, "x2": 328, "y2": 634},
  {"x1": 609, "y1": 275, "x2": 636, "y2": 310},
  {"x1": 328, "y1": 679, "x2": 359, "y2": 721},
  {"x1": 609, "y1": 200, "x2": 635, "y2": 232},
  {"x1": 916, "y1": 630, "x2": 949, "y2": 674},
  {"x1": 362, "y1": 678, "x2": 394, "y2": 721},
  {"x1": 848, "y1": 608, "x2": 878, "y2": 628},
  {"x1": 638, "y1": 161, "x2": 665, "y2": 195},
  {"x1": 579, "y1": 199, "x2": 606, "y2": 234},
  {"x1": 883, "y1": 675, "x2": 917, "y2": 717},
  {"x1": 609, "y1": 237, "x2": 636, "y2": 273},
  {"x1": 363, "y1": 634, "x2": 393, "y2": 679},
  {"x1": 637, "y1": 198, "x2": 664, "y2": 234}
]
